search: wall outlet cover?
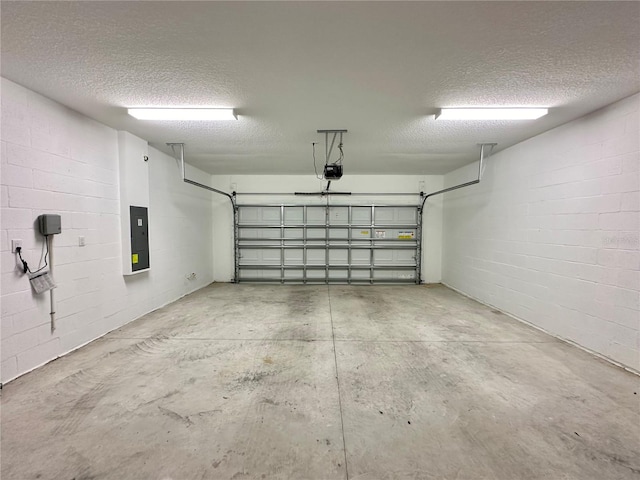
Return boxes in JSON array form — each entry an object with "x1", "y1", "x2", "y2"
[{"x1": 11, "y1": 239, "x2": 23, "y2": 253}]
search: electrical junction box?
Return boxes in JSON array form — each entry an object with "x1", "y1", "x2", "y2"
[
  {"x1": 324, "y1": 163, "x2": 343, "y2": 180},
  {"x1": 38, "y1": 214, "x2": 62, "y2": 235},
  {"x1": 130, "y1": 206, "x2": 149, "y2": 272}
]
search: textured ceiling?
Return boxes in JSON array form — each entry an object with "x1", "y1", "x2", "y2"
[{"x1": 1, "y1": 1, "x2": 639, "y2": 175}]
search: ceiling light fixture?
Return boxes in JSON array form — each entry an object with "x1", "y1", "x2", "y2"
[
  {"x1": 435, "y1": 108, "x2": 548, "y2": 120},
  {"x1": 127, "y1": 108, "x2": 237, "y2": 120}
]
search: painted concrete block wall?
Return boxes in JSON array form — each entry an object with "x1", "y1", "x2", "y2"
[
  {"x1": 1, "y1": 78, "x2": 214, "y2": 383},
  {"x1": 441, "y1": 93, "x2": 639, "y2": 370},
  {"x1": 209, "y1": 175, "x2": 444, "y2": 283}
]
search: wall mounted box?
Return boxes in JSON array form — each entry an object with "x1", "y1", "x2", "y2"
[
  {"x1": 118, "y1": 131, "x2": 150, "y2": 275},
  {"x1": 37, "y1": 214, "x2": 62, "y2": 235}
]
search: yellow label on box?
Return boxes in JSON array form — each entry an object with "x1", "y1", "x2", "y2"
[{"x1": 132, "y1": 254, "x2": 139, "y2": 264}]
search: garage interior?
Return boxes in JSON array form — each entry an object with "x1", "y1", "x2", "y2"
[{"x1": 1, "y1": 2, "x2": 639, "y2": 480}]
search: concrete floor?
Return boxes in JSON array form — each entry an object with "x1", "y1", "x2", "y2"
[{"x1": 1, "y1": 284, "x2": 639, "y2": 480}]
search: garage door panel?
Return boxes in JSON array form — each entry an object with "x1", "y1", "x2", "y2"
[
  {"x1": 239, "y1": 228, "x2": 258, "y2": 238},
  {"x1": 306, "y1": 207, "x2": 325, "y2": 224},
  {"x1": 308, "y1": 229, "x2": 325, "y2": 239},
  {"x1": 352, "y1": 228, "x2": 372, "y2": 239},
  {"x1": 238, "y1": 208, "x2": 259, "y2": 223},
  {"x1": 329, "y1": 250, "x2": 348, "y2": 265},
  {"x1": 351, "y1": 270, "x2": 371, "y2": 280},
  {"x1": 388, "y1": 228, "x2": 417, "y2": 240},
  {"x1": 239, "y1": 269, "x2": 260, "y2": 280},
  {"x1": 352, "y1": 207, "x2": 372, "y2": 224},
  {"x1": 237, "y1": 204, "x2": 420, "y2": 284},
  {"x1": 374, "y1": 207, "x2": 416, "y2": 224},
  {"x1": 284, "y1": 228, "x2": 303, "y2": 239},
  {"x1": 374, "y1": 270, "x2": 416, "y2": 281},
  {"x1": 328, "y1": 269, "x2": 348, "y2": 279},
  {"x1": 351, "y1": 250, "x2": 371, "y2": 265},
  {"x1": 261, "y1": 207, "x2": 281, "y2": 223},
  {"x1": 284, "y1": 207, "x2": 303, "y2": 225},
  {"x1": 307, "y1": 270, "x2": 325, "y2": 279},
  {"x1": 239, "y1": 269, "x2": 280, "y2": 280},
  {"x1": 374, "y1": 249, "x2": 415, "y2": 265},
  {"x1": 329, "y1": 228, "x2": 348, "y2": 239},
  {"x1": 239, "y1": 227, "x2": 280, "y2": 240},
  {"x1": 240, "y1": 206, "x2": 281, "y2": 224},
  {"x1": 307, "y1": 250, "x2": 326, "y2": 265},
  {"x1": 239, "y1": 249, "x2": 260, "y2": 264},
  {"x1": 328, "y1": 206, "x2": 349, "y2": 224},
  {"x1": 397, "y1": 208, "x2": 418, "y2": 223},
  {"x1": 240, "y1": 248, "x2": 280, "y2": 265},
  {"x1": 374, "y1": 250, "x2": 393, "y2": 264},
  {"x1": 374, "y1": 208, "x2": 394, "y2": 224},
  {"x1": 284, "y1": 249, "x2": 303, "y2": 265},
  {"x1": 284, "y1": 269, "x2": 303, "y2": 279}
]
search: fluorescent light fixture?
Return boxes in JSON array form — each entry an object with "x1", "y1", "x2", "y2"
[
  {"x1": 436, "y1": 108, "x2": 548, "y2": 120},
  {"x1": 127, "y1": 108, "x2": 237, "y2": 120}
]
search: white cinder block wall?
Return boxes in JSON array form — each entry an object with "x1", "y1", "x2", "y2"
[
  {"x1": 209, "y1": 175, "x2": 444, "y2": 283},
  {"x1": 442, "y1": 94, "x2": 639, "y2": 371},
  {"x1": 0, "y1": 78, "x2": 214, "y2": 383}
]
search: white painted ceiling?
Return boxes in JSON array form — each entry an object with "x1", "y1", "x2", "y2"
[{"x1": 2, "y1": 1, "x2": 639, "y2": 175}]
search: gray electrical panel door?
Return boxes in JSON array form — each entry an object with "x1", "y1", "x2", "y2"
[
  {"x1": 236, "y1": 204, "x2": 421, "y2": 284},
  {"x1": 130, "y1": 206, "x2": 149, "y2": 271}
]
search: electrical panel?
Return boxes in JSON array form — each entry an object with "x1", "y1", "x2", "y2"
[
  {"x1": 38, "y1": 214, "x2": 62, "y2": 235},
  {"x1": 129, "y1": 206, "x2": 150, "y2": 272}
]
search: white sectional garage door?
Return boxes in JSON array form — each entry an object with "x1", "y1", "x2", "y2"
[{"x1": 236, "y1": 204, "x2": 421, "y2": 284}]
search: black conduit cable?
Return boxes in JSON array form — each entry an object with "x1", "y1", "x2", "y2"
[
  {"x1": 312, "y1": 142, "x2": 323, "y2": 180},
  {"x1": 16, "y1": 247, "x2": 29, "y2": 273},
  {"x1": 16, "y1": 237, "x2": 49, "y2": 274}
]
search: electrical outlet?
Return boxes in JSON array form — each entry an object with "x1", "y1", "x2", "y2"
[
  {"x1": 78, "y1": 236, "x2": 86, "y2": 247},
  {"x1": 11, "y1": 239, "x2": 23, "y2": 253}
]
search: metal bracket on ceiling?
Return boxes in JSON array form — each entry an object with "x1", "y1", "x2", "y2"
[
  {"x1": 418, "y1": 142, "x2": 497, "y2": 214},
  {"x1": 477, "y1": 143, "x2": 497, "y2": 180},
  {"x1": 317, "y1": 129, "x2": 347, "y2": 164},
  {"x1": 166, "y1": 142, "x2": 235, "y2": 204}
]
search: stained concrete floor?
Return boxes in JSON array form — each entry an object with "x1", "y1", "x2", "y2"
[{"x1": 1, "y1": 284, "x2": 639, "y2": 480}]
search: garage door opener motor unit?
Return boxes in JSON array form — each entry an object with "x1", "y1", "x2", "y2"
[{"x1": 323, "y1": 163, "x2": 343, "y2": 180}]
